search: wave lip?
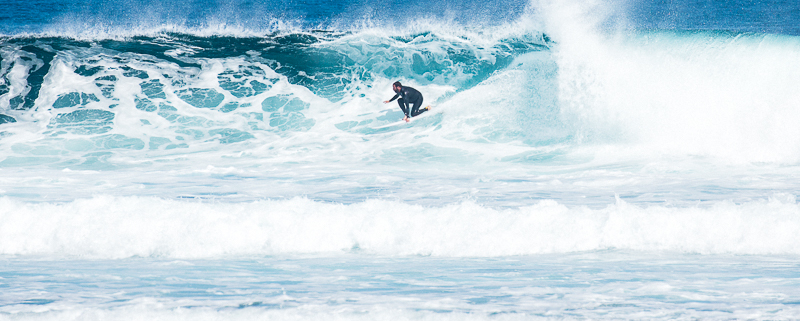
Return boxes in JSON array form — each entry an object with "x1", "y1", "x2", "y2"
[
  {"x1": 1, "y1": 195, "x2": 799, "y2": 259},
  {"x1": 0, "y1": 0, "x2": 533, "y2": 39}
]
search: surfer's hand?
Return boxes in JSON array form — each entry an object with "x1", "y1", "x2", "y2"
[{"x1": 383, "y1": 100, "x2": 390, "y2": 104}]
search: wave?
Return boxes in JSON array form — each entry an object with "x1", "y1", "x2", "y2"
[
  {"x1": 1, "y1": 195, "x2": 799, "y2": 259},
  {"x1": 2, "y1": 1, "x2": 800, "y2": 170},
  {"x1": 0, "y1": 30, "x2": 558, "y2": 169}
]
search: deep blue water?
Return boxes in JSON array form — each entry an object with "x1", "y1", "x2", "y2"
[
  {"x1": 0, "y1": 0, "x2": 530, "y2": 35},
  {"x1": 3, "y1": 0, "x2": 799, "y2": 36}
]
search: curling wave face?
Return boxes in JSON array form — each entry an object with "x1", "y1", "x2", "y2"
[
  {"x1": 0, "y1": 30, "x2": 559, "y2": 171},
  {"x1": 2, "y1": 21, "x2": 800, "y2": 174}
]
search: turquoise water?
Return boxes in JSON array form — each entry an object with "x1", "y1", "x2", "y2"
[{"x1": 2, "y1": 0, "x2": 800, "y2": 319}]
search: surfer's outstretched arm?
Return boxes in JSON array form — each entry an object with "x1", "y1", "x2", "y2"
[{"x1": 383, "y1": 93, "x2": 400, "y2": 104}]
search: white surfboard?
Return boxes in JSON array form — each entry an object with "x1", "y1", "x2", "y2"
[{"x1": 373, "y1": 106, "x2": 437, "y2": 129}]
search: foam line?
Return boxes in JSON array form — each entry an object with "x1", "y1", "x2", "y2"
[{"x1": 1, "y1": 195, "x2": 798, "y2": 259}]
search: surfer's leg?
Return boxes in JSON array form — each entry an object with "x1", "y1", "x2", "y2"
[
  {"x1": 396, "y1": 98, "x2": 409, "y2": 117},
  {"x1": 410, "y1": 97, "x2": 426, "y2": 117}
]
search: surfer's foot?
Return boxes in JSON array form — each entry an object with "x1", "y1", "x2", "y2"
[{"x1": 403, "y1": 116, "x2": 410, "y2": 122}]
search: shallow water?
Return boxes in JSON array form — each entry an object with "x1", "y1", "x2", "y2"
[{"x1": 3, "y1": 252, "x2": 800, "y2": 320}]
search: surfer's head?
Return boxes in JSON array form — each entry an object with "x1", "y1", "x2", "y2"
[{"x1": 392, "y1": 81, "x2": 402, "y2": 92}]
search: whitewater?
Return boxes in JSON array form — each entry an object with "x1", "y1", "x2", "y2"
[{"x1": 2, "y1": 0, "x2": 800, "y2": 319}]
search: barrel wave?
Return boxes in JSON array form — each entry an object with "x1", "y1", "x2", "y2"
[
  {"x1": 3, "y1": 25, "x2": 800, "y2": 172},
  {"x1": 0, "y1": 30, "x2": 558, "y2": 170}
]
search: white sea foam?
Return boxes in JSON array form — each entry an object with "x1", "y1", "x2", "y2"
[
  {"x1": 540, "y1": 0, "x2": 800, "y2": 163},
  {"x1": 1, "y1": 195, "x2": 798, "y2": 259}
]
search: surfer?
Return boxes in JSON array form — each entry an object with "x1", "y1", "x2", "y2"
[{"x1": 383, "y1": 81, "x2": 429, "y2": 122}]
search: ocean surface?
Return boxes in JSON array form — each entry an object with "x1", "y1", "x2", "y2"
[{"x1": 2, "y1": 0, "x2": 800, "y2": 319}]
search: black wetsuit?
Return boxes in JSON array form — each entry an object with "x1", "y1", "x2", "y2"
[{"x1": 388, "y1": 85, "x2": 427, "y2": 118}]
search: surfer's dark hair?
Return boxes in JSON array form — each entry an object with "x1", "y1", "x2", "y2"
[{"x1": 393, "y1": 81, "x2": 402, "y2": 87}]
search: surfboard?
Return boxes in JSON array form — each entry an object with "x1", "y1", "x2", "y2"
[{"x1": 373, "y1": 106, "x2": 436, "y2": 129}]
